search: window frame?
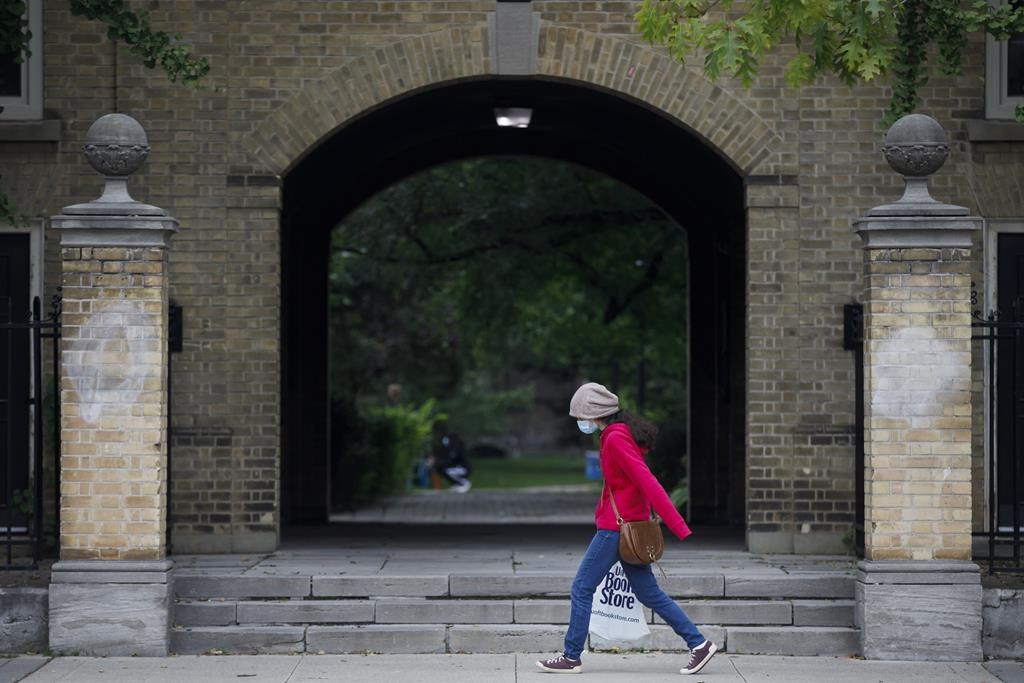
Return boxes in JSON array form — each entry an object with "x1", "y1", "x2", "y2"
[{"x1": 0, "y1": 0, "x2": 43, "y2": 121}]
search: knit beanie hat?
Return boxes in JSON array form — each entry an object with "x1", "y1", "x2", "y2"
[{"x1": 569, "y1": 382, "x2": 620, "y2": 420}]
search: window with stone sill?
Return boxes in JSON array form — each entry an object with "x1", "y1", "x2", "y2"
[
  {"x1": 0, "y1": 0, "x2": 42, "y2": 121},
  {"x1": 987, "y1": 0, "x2": 1024, "y2": 119}
]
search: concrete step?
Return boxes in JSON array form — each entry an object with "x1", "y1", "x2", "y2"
[
  {"x1": 792, "y1": 599, "x2": 855, "y2": 626},
  {"x1": 171, "y1": 626, "x2": 306, "y2": 655},
  {"x1": 727, "y1": 626, "x2": 860, "y2": 656},
  {"x1": 173, "y1": 572, "x2": 854, "y2": 600},
  {"x1": 171, "y1": 623, "x2": 861, "y2": 656},
  {"x1": 590, "y1": 624, "x2": 728, "y2": 654},
  {"x1": 173, "y1": 597, "x2": 856, "y2": 628}
]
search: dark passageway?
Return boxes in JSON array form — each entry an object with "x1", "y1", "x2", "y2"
[{"x1": 280, "y1": 78, "x2": 746, "y2": 531}]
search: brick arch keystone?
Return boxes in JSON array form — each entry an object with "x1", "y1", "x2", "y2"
[{"x1": 245, "y1": 25, "x2": 782, "y2": 178}]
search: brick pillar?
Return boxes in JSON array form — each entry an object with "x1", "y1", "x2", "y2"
[
  {"x1": 853, "y1": 114, "x2": 982, "y2": 661},
  {"x1": 47, "y1": 114, "x2": 178, "y2": 656}
]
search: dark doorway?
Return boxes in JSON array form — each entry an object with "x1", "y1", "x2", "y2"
[
  {"x1": 280, "y1": 78, "x2": 747, "y2": 530},
  {"x1": 0, "y1": 233, "x2": 30, "y2": 508},
  {"x1": 997, "y1": 232, "x2": 1024, "y2": 530}
]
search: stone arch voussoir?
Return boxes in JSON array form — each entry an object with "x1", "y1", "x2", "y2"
[{"x1": 244, "y1": 24, "x2": 782, "y2": 178}]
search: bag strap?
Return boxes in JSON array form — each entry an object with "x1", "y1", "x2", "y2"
[
  {"x1": 603, "y1": 481, "x2": 624, "y2": 526},
  {"x1": 604, "y1": 481, "x2": 668, "y2": 579},
  {"x1": 602, "y1": 481, "x2": 657, "y2": 524}
]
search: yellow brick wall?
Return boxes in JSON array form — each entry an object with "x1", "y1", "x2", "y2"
[
  {"x1": 59, "y1": 247, "x2": 169, "y2": 560},
  {"x1": 0, "y1": 1, "x2": 1011, "y2": 552},
  {"x1": 862, "y1": 248, "x2": 973, "y2": 561}
]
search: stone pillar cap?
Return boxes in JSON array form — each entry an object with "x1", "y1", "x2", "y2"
[
  {"x1": 52, "y1": 113, "x2": 178, "y2": 245},
  {"x1": 57, "y1": 113, "x2": 170, "y2": 217},
  {"x1": 856, "y1": 113, "x2": 979, "y2": 247}
]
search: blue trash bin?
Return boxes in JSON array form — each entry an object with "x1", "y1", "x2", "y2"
[{"x1": 584, "y1": 450, "x2": 601, "y2": 480}]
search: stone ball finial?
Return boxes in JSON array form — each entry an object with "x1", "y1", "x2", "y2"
[
  {"x1": 82, "y1": 113, "x2": 151, "y2": 177},
  {"x1": 881, "y1": 114, "x2": 949, "y2": 178}
]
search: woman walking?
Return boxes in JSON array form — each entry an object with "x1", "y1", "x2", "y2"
[{"x1": 536, "y1": 382, "x2": 717, "y2": 676}]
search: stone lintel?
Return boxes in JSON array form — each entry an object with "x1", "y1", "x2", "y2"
[
  {"x1": 857, "y1": 560, "x2": 980, "y2": 584},
  {"x1": 51, "y1": 560, "x2": 174, "y2": 584},
  {"x1": 50, "y1": 214, "x2": 179, "y2": 248},
  {"x1": 854, "y1": 215, "x2": 980, "y2": 249}
]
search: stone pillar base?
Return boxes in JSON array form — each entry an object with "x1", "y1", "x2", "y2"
[
  {"x1": 856, "y1": 560, "x2": 982, "y2": 661},
  {"x1": 49, "y1": 560, "x2": 173, "y2": 656}
]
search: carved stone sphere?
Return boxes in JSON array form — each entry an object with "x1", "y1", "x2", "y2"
[
  {"x1": 82, "y1": 113, "x2": 151, "y2": 177},
  {"x1": 881, "y1": 113, "x2": 949, "y2": 178}
]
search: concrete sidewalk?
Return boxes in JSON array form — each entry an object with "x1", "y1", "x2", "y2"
[{"x1": 3, "y1": 653, "x2": 1022, "y2": 683}]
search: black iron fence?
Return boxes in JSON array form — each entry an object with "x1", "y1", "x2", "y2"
[
  {"x1": 974, "y1": 311, "x2": 1024, "y2": 573},
  {"x1": 0, "y1": 294, "x2": 61, "y2": 569}
]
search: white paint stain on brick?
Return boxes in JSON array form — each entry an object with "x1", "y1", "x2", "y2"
[{"x1": 65, "y1": 299, "x2": 160, "y2": 424}]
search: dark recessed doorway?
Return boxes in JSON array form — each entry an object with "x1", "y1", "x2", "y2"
[{"x1": 280, "y1": 78, "x2": 746, "y2": 531}]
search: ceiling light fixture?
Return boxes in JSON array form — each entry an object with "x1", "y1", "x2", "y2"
[{"x1": 494, "y1": 107, "x2": 533, "y2": 128}]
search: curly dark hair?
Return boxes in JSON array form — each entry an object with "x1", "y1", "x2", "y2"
[{"x1": 604, "y1": 410, "x2": 659, "y2": 449}]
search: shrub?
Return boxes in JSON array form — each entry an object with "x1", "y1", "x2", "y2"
[{"x1": 331, "y1": 398, "x2": 445, "y2": 510}]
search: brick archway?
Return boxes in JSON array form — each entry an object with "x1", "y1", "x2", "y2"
[
  {"x1": 252, "y1": 25, "x2": 802, "y2": 553},
  {"x1": 243, "y1": 26, "x2": 783, "y2": 179}
]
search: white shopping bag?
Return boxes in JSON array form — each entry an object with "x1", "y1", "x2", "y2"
[{"x1": 589, "y1": 561, "x2": 650, "y2": 642}]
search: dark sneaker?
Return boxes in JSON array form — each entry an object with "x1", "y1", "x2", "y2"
[
  {"x1": 680, "y1": 640, "x2": 717, "y2": 675},
  {"x1": 536, "y1": 655, "x2": 583, "y2": 674}
]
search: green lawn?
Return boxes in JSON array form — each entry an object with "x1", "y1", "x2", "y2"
[{"x1": 469, "y1": 453, "x2": 600, "y2": 490}]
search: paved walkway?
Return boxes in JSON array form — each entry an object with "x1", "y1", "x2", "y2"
[
  {"x1": 3, "y1": 653, "x2": 1022, "y2": 682},
  {"x1": 328, "y1": 486, "x2": 599, "y2": 524}
]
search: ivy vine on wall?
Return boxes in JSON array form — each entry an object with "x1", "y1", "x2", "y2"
[{"x1": 0, "y1": 0, "x2": 210, "y2": 224}]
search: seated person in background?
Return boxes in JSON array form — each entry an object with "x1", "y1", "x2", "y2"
[{"x1": 433, "y1": 426, "x2": 472, "y2": 493}]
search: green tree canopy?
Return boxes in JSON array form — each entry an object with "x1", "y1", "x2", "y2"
[
  {"x1": 637, "y1": 0, "x2": 1024, "y2": 123},
  {"x1": 329, "y1": 157, "x2": 690, "y2": 439},
  {"x1": 1, "y1": 0, "x2": 209, "y2": 225}
]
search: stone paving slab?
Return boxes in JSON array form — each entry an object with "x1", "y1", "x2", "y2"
[
  {"x1": 237, "y1": 600, "x2": 375, "y2": 625},
  {"x1": 658, "y1": 574, "x2": 726, "y2": 597},
  {"x1": 448, "y1": 625, "x2": 565, "y2": 653},
  {"x1": 666, "y1": 600, "x2": 793, "y2": 625},
  {"x1": 11, "y1": 654, "x2": 1018, "y2": 683},
  {"x1": 311, "y1": 575, "x2": 449, "y2": 597},
  {"x1": 375, "y1": 599, "x2": 513, "y2": 624},
  {"x1": 590, "y1": 624, "x2": 727, "y2": 653},
  {"x1": 449, "y1": 573, "x2": 571, "y2": 597},
  {"x1": 170, "y1": 626, "x2": 306, "y2": 655},
  {"x1": 173, "y1": 600, "x2": 237, "y2": 626},
  {"x1": 0, "y1": 656, "x2": 48, "y2": 682},
  {"x1": 174, "y1": 576, "x2": 311, "y2": 599},
  {"x1": 291, "y1": 654, "x2": 514, "y2": 682},
  {"x1": 728, "y1": 626, "x2": 860, "y2": 656},
  {"x1": 725, "y1": 574, "x2": 854, "y2": 598},
  {"x1": 307, "y1": 625, "x2": 447, "y2": 654},
  {"x1": 792, "y1": 599, "x2": 856, "y2": 626},
  {"x1": 513, "y1": 599, "x2": 570, "y2": 624}
]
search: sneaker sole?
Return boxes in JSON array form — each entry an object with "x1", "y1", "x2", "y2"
[
  {"x1": 680, "y1": 643, "x2": 718, "y2": 675},
  {"x1": 536, "y1": 662, "x2": 583, "y2": 674}
]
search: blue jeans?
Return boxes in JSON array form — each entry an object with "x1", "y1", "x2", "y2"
[{"x1": 563, "y1": 530, "x2": 705, "y2": 659}]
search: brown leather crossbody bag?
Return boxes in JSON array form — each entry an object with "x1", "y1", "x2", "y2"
[{"x1": 604, "y1": 483, "x2": 666, "y2": 575}]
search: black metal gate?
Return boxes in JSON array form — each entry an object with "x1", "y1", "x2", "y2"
[
  {"x1": 844, "y1": 303, "x2": 865, "y2": 557},
  {"x1": 974, "y1": 309, "x2": 1024, "y2": 573},
  {"x1": 1, "y1": 293, "x2": 61, "y2": 569}
]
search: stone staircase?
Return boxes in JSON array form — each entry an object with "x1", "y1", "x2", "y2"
[{"x1": 170, "y1": 570, "x2": 859, "y2": 656}]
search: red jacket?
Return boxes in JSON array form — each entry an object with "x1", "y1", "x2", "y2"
[{"x1": 596, "y1": 422, "x2": 692, "y2": 541}]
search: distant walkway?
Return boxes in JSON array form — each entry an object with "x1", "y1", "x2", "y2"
[{"x1": 328, "y1": 485, "x2": 599, "y2": 524}]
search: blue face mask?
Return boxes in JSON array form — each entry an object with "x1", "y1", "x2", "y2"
[{"x1": 577, "y1": 420, "x2": 598, "y2": 434}]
